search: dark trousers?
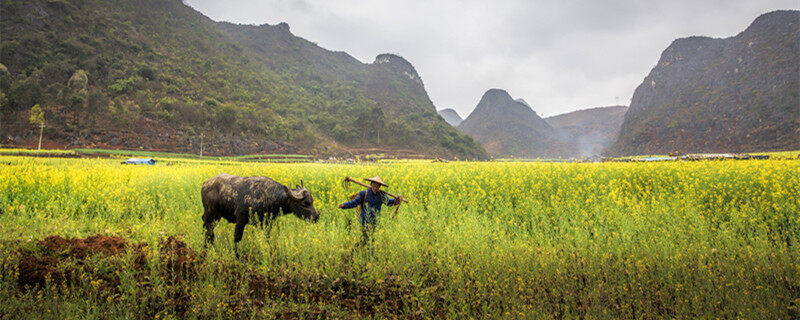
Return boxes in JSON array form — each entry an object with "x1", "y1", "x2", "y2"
[
  {"x1": 358, "y1": 224, "x2": 375, "y2": 248},
  {"x1": 353, "y1": 209, "x2": 380, "y2": 255}
]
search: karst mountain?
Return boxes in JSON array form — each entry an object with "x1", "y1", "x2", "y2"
[{"x1": 0, "y1": 0, "x2": 486, "y2": 159}]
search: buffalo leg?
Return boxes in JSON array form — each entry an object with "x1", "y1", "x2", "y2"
[
  {"x1": 203, "y1": 220, "x2": 216, "y2": 246},
  {"x1": 202, "y1": 207, "x2": 217, "y2": 247},
  {"x1": 233, "y1": 209, "x2": 249, "y2": 258}
]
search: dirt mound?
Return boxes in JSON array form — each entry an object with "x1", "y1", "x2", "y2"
[
  {"x1": 17, "y1": 235, "x2": 132, "y2": 288},
  {"x1": 12, "y1": 234, "x2": 421, "y2": 317},
  {"x1": 17, "y1": 255, "x2": 62, "y2": 288},
  {"x1": 38, "y1": 235, "x2": 129, "y2": 258},
  {"x1": 160, "y1": 236, "x2": 198, "y2": 278},
  {"x1": 16, "y1": 234, "x2": 197, "y2": 290},
  {"x1": 158, "y1": 236, "x2": 200, "y2": 317}
]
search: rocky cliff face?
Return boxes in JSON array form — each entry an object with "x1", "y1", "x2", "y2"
[
  {"x1": 438, "y1": 108, "x2": 463, "y2": 127},
  {"x1": 373, "y1": 54, "x2": 424, "y2": 88},
  {"x1": 546, "y1": 106, "x2": 628, "y2": 157},
  {"x1": 365, "y1": 53, "x2": 438, "y2": 114},
  {"x1": 608, "y1": 10, "x2": 800, "y2": 155},
  {"x1": 458, "y1": 89, "x2": 564, "y2": 157}
]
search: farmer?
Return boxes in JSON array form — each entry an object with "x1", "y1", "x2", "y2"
[{"x1": 338, "y1": 176, "x2": 403, "y2": 246}]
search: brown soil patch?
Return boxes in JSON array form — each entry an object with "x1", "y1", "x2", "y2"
[
  {"x1": 12, "y1": 234, "x2": 422, "y2": 317},
  {"x1": 158, "y1": 236, "x2": 201, "y2": 317},
  {"x1": 17, "y1": 255, "x2": 63, "y2": 288},
  {"x1": 17, "y1": 235, "x2": 135, "y2": 288},
  {"x1": 38, "y1": 235, "x2": 129, "y2": 258},
  {"x1": 160, "y1": 236, "x2": 199, "y2": 278},
  {"x1": 15, "y1": 234, "x2": 197, "y2": 290}
]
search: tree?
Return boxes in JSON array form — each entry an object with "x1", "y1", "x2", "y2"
[
  {"x1": 7, "y1": 76, "x2": 42, "y2": 112},
  {"x1": 356, "y1": 112, "x2": 370, "y2": 143},
  {"x1": 0, "y1": 63, "x2": 9, "y2": 133},
  {"x1": 29, "y1": 104, "x2": 45, "y2": 154},
  {"x1": 0, "y1": 91, "x2": 7, "y2": 132},
  {"x1": 86, "y1": 91, "x2": 109, "y2": 120},
  {"x1": 0, "y1": 63, "x2": 10, "y2": 92},
  {"x1": 372, "y1": 106, "x2": 385, "y2": 145},
  {"x1": 67, "y1": 70, "x2": 88, "y2": 130},
  {"x1": 29, "y1": 104, "x2": 45, "y2": 126},
  {"x1": 109, "y1": 100, "x2": 141, "y2": 127},
  {"x1": 215, "y1": 104, "x2": 238, "y2": 131},
  {"x1": 68, "y1": 70, "x2": 88, "y2": 92}
]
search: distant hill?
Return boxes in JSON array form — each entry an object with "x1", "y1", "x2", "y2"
[
  {"x1": 458, "y1": 89, "x2": 564, "y2": 158},
  {"x1": 438, "y1": 108, "x2": 463, "y2": 127},
  {"x1": 608, "y1": 10, "x2": 800, "y2": 156},
  {"x1": 545, "y1": 106, "x2": 628, "y2": 157},
  {"x1": 0, "y1": 0, "x2": 486, "y2": 159}
]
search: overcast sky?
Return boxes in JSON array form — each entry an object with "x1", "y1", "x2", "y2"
[{"x1": 185, "y1": 0, "x2": 797, "y2": 118}]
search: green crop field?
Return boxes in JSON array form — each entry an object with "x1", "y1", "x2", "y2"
[
  {"x1": 0, "y1": 148, "x2": 313, "y2": 163},
  {"x1": 0, "y1": 155, "x2": 798, "y2": 319}
]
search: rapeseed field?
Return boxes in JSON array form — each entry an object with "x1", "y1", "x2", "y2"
[{"x1": 0, "y1": 155, "x2": 797, "y2": 318}]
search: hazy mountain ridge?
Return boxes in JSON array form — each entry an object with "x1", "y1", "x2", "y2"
[
  {"x1": 515, "y1": 98, "x2": 530, "y2": 108},
  {"x1": 545, "y1": 105, "x2": 629, "y2": 157},
  {"x1": 608, "y1": 10, "x2": 800, "y2": 155},
  {"x1": 0, "y1": 0, "x2": 486, "y2": 158},
  {"x1": 437, "y1": 108, "x2": 463, "y2": 127},
  {"x1": 458, "y1": 89, "x2": 564, "y2": 158}
]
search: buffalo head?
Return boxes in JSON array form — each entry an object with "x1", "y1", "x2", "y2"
[{"x1": 283, "y1": 180, "x2": 319, "y2": 222}]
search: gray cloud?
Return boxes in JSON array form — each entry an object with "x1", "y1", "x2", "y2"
[{"x1": 185, "y1": 0, "x2": 798, "y2": 117}]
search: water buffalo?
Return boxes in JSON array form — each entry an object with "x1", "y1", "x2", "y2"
[{"x1": 201, "y1": 173, "x2": 318, "y2": 256}]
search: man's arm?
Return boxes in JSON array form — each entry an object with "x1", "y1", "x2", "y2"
[
  {"x1": 339, "y1": 191, "x2": 364, "y2": 209},
  {"x1": 386, "y1": 194, "x2": 403, "y2": 207}
]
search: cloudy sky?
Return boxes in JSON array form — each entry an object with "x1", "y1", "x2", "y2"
[{"x1": 185, "y1": 0, "x2": 797, "y2": 118}]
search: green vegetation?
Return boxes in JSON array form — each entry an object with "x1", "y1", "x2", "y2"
[
  {"x1": 0, "y1": 148, "x2": 76, "y2": 156},
  {"x1": 0, "y1": 0, "x2": 486, "y2": 158},
  {"x1": 753, "y1": 150, "x2": 800, "y2": 159},
  {"x1": 70, "y1": 148, "x2": 204, "y2": 159},
  {"x1": 0, "y1": 148, "x2": 314, "y2": 163},
  {"x1": 1, "y1": 156, "x2": 797, "y2": 318},
  {"x1": 232, "y1": 154, "x2": 313, "y2": 161}
]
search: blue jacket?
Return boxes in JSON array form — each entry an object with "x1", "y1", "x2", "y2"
[{"x1": 340, "y1": 189, "x2": 398, "y2": 227}]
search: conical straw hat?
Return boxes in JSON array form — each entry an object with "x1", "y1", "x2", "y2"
[{"x1": 364, "y1": 176, "x2": 388, "y2": 187}]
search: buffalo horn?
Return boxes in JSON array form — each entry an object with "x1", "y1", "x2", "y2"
[{"x1": 289, "y1": 188, "x2": 305, "y2": 200}]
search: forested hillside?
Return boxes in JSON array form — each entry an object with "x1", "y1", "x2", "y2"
[{"x1": 0, "y1": 0, "x2": 486, "y2": 158}]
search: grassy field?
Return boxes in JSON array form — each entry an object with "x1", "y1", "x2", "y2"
[
  {"x1": 0, "y1": 148, "x2": 313, "y2": 163},
  {"x1": 0, "y1": 148, "x2": 79, "y2": 157},
  {"x1": 0, "y1": 155, "x2": 798, "y2": 318}
]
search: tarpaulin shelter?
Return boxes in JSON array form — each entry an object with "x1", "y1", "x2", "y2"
[{"x1": 123, "y1": 158, "x2": 156, "y2": 165}]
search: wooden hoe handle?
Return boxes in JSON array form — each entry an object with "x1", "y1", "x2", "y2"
[{"x1": 344, "y1": 176, "x2": 410, "y2": 203}]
